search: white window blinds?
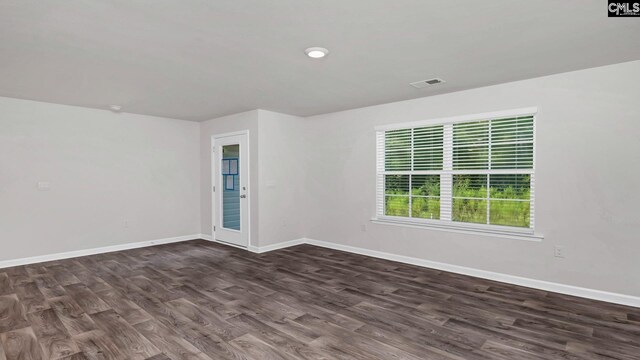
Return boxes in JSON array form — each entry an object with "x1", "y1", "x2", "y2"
[{"x1": 376, "y1": 109, "x2": 535, "y2": 232}]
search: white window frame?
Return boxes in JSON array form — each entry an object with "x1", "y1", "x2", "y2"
[{"x1": 373, "y1": 107, "x2": 543, "y2": 241}]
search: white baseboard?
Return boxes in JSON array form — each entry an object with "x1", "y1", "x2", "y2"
[
  {"x1": 198, "y1": 234, "x2": 304, "y2": 254},
  {"x1": 0, "y1": 234, "x2": 202, "y2": 269},
  {"x1": 301, "y1": 238, "x2": 640, "y2": 308},
  {"x1": 249, "y1": 238, "x2": 306, "y2": 254}
]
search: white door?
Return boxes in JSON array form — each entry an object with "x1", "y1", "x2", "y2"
[{"x1": 213, "y1": 132, "x2": 249, "y2": 247}]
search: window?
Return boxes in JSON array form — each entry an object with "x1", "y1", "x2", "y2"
[{"x1": 375, "y1": 108, "x2": 536, "y2": 235}]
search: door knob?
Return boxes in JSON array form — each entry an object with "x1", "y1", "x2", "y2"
[{"x1": 240, "y1": 194, "x2": 246, "y2": 199}]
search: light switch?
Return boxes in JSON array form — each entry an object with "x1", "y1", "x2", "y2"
[{"x1": 37, "y1": 181, "x2": 51, "y2": 191}]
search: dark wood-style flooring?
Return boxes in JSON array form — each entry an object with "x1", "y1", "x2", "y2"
[{"x1": 0, "y1": 240, "x2": 639, "y2": 359}]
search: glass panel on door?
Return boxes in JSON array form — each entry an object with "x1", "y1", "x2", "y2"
[{"x1": 221, "y1": 144, "x2": 240, "y2": 230}]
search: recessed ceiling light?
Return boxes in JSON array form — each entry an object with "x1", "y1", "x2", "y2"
[
  {"x1": 109, "y1": 105, "x2": 122, "y2": 112},
  {"x1": 305, "y1": 47, "x2": 329, "y2": 59}
]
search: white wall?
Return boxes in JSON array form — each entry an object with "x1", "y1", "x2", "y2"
[
  {"x1": 302, "y1": 61, "x2": 640, "y2": 297},
  {"x1": 0, "y1": 97, "x2": 200, "y2": 261},
  {"x1": 257, "y1": 110, "x2": 307, "y2": 246},
  {"x1": 200, "y1": 110, "x2": 260, "y2": 246}
]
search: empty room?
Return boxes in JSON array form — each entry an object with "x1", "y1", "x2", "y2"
[{"x1": 1, "y1": 1, "x2": 640, "y2": 359}]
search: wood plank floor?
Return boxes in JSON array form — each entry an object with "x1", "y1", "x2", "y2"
[{"x1": 1, "y1": 240, "x2": 639, "y2": 360}]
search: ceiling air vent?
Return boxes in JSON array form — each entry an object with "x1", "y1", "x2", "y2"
[{"x1": 410, "y1": 78, "x2": 445, "y2": 89}]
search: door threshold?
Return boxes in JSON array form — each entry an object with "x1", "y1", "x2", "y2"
[{"x1": 211, "y1": 238, "x2": 249, "y2": 250}]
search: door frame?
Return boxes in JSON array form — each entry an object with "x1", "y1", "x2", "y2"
[{"x1": 211, "y1": 130, "x2": 251, "y2": 249}]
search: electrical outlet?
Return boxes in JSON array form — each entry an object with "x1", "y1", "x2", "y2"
[
  {"x1": 554, "y1": 245, "x2": 565, "y2": 258},
  {"x1": 37, "y1": 181, "x2": 51, "y2": 191},
  {"x1": 361, "y1": 224, "x2": 367, "y2": 232}
]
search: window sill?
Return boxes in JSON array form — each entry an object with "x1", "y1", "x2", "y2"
[{"x1": 370, "y1": 217, "x2": 543, "y2": 242}]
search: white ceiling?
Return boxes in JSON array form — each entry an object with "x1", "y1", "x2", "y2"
[{"x1": 1, "y1": 1, "x2": 638, "y2": 121}]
